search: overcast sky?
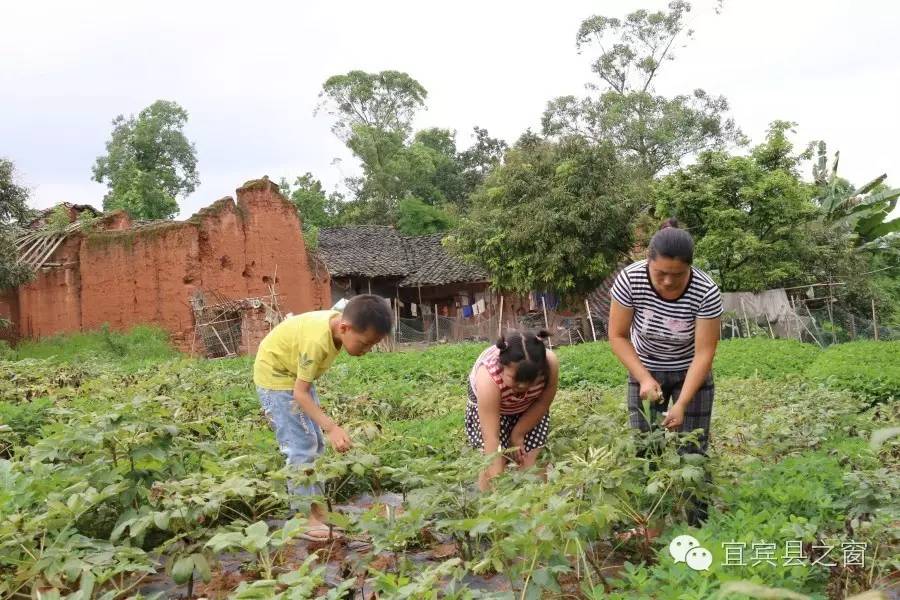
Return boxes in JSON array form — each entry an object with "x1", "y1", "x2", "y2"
[{"x1": 2, "y1": 0, "x2": 899, "y2": 218}]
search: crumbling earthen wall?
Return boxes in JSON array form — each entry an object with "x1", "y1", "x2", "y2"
[
  {"x1": 14, "y1": 236, "x2": 83, "y2": 341},
  {"x1": 0, "y1": 290, "x2": 19, "y2": 344},
  {"x1": 6, "y1": 179, "x2": 331, "y2": 353}
]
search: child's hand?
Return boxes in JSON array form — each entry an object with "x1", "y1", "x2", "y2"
[
  {"x1": 479, "y1": 458, "x2": 505, "y2": 491},
  {"x1": 326, "y1": 426, "x2": 352, "y2": 452},
  {"x1": 509, "y1": 431, "x2": 526, "y2": 464}
]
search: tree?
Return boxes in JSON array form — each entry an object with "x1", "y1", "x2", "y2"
[
  {"x1": 316, "y1": 72, "x2": 501, "y2": 231},
  {"x1": 458, "y1": 126, "x2": 508, "y2": 201},
  {"x1": 0, "y1": 158, "x2": 35, "y2": 290},
  {"x1": 92, "y1": 100, "x2": 199, "y2": 220},
  {"x1": 542, "y1": 1, "x2": 742, "y2": 178},
  {"x1": 448, "y1": 136, "x2": 634, "y2": 294},
  {"x1": 397, "y1": 197, "x2": 454, "y2": 235},
  {"x1": 653, "y1": 122, "x2": 819, "y2": 291},
  {"x1": 317, "y1": 70, "x2": 428, "y2": 141},
  {"x1": 278, "y1": 173, "x2": 343, "y2": 229},
  {"x1": 279, "y1": 174, "x2": 345, "y2": 250},
  {"x1": 339, "y1": 124, "x2": 461, "y2": 228}
]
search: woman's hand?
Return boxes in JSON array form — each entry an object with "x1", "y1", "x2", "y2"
[
  {"x1": 662, "y1": 403, "x2": 685, "y2": 430},
  {"x1": 639, "y1": 377, "x2": 663, "y2": 403}
]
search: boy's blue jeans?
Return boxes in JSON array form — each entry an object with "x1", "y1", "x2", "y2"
[{"x1": 257, "y1": 386, "x2": 325, "y2": 501}]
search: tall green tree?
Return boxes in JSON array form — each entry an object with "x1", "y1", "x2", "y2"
[
  {"x1": 458, "y1": 126, "x2": 508, "y2": 201},
  {"x1": 448, "y1": 135, "x2": 634, "y2": 294},
  {"x1": 92, "y1": 100, "x2": 199, "y2": 220},
  {"x1": 346, "y1": 130, "x2": 461, "y2": 228},
  {"x1": 278, "y1": 173, "x2": 345, "y2": 250},
  {"x1": 0, "y1": 158, "x2": 35, "y2": 290},
  {"x1": 654, "y1": 122, "x2": 819, "y2": 291},
  {"x1": 278, "y1": 173, "x2": 343, "y2": 229},
  {"x1": 542, "y1": 1, "x2": 743, "y2": 178},
  {"x1": 397, "y1": 197, "x2": 454, "y2": 235},
  {"x1": 317, "y1": 70, "x2": 428, "y2": 141},
  {"x1": 316, "y1": 73, "x2": 507, "y2": 231}
]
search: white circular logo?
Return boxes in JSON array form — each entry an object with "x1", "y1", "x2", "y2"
[
  {"x1": 668, "y1": 534, "x2": 700, "y2": 563},
  {"x1": 685, "y1": 547, "x2": 713, "y2": 571}
]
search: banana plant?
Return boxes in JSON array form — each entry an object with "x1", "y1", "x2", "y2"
[{"x1": 812, "y1": 141, "x2": 900, "y2": 249}]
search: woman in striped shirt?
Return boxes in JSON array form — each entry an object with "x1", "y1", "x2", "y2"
[
  {"x1": 609, "y1": 219, "x2": 723, "y2": 458},
  {"x1": 466, "y1": 330, "x2": 559, "y2": 491}
]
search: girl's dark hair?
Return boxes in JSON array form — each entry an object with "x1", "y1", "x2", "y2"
[
  {"x1": 648, "y1": 217, "x2": 694, "y2": 264},
  {"x1": 495, "y1": 330, "x2": 550, "y2": 383}
]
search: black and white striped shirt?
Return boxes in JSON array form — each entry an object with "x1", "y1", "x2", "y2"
[{"x1": 610, "y1": 259, "x2": 723, "y2": 371}]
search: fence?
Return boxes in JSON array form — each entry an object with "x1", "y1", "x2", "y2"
[
  {"x1": 385, "y1": 296, "x2": 895, "y2": 351},
  {"x1": 389, "y1": 310, "x2": 599, "y2": 348},
  {"x1": 722, "y1": 298, "x2": 897, "y2": 346}
]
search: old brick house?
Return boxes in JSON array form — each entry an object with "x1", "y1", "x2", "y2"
[{"x1": 1, "y1": 178, "x2": 330, "y2": 354}]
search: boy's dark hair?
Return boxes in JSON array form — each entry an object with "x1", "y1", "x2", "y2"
[
  {"x1": 342, "y1": 294, "x2": 393, "y2": 335},
  {"x1": 648, "y1": 217, "x2": 694, "y2": 264},
  {"x1": 495, "y1": 329, "x2": 551, "y2": 383}
]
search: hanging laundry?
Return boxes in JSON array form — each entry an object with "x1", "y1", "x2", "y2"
[
  {"x1": 462, "y1": 305, "x2": 474, "y2": 318},
  {"x1": 411, "y1": 302, "x2": 418, "y2": 316}
]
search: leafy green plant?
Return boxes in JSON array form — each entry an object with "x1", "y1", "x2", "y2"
[
  {"x1": 806, "y1": 341, "x2": 900, "y2": 403},
  {"x1": 715, "y1": 338, "x2": 821, "y2": 379},
  {"x1": 206, "y1": 518, "x2": 305, "y2": 579},
  {"x1": 1, "y1": 330, "x2": 896, "y2": 598}
]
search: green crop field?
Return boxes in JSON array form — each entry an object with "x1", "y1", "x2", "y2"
[{"x1": 0, "y1": 331, "x2": 897, "y2": 599}]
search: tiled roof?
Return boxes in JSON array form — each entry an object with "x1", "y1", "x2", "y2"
[
  {"x1": 317, "y1": 226, "x2": 410, "y2": 278},
  {"x1": 398, "y1": 233, "x2": 489, "y2": 286},
  {"x1": 317, "y1": 226, "x2": 488, "y2": 287}
]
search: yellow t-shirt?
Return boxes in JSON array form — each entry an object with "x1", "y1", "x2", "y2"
[{"x1": 253, "y1": 310, "x2": 341, "y2": 390}]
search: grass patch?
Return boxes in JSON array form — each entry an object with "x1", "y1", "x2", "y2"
[
  {"x1": 806, "y1": 340, "x2": 900, "y2": 403},
  {"x1": 11, "y1": 325, "x2": 177, "y2": 367}
]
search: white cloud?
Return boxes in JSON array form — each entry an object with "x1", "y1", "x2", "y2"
[{"x1": 2, "y1": 0, "x2": 898, "y2": 218}]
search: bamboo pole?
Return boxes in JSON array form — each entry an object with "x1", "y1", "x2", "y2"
[
  {"x1": 17, "y1": 235, "x2": 52, "y2": 265},
  {"x1": 764, "y1": 312, "x2": 775, "y2": 339},
  {"x1": 826, "y1": 285, "x2": 835, "y2": 345},
  {"x1": 740, "y1": 297, "x2": 752, "y2": 338},
  {"x1": 498, "y1": 295, "x2": 504, "y2": 338},
  {"x1": 210, "y1": 324, "x2": 233, "y2": 356},
  {"x1": 33, "y1": 235, "x2": 68, "y2": 270},
  {"x1": 872, "y1": 298, "x2": 879, "y2": 341},
  {"x1": 584, "y1": 299, "x2": 597, "y2": 342},
  {"x1": 789, "y1": 296, "x2": 799, "y2": 340},
  {"x1": 541, "y1": 296, "x2": 553, "y2": 349},
  {"x1": 394, "y1": 288, "x2": 399, "y2": 344},
  {"x1": 434, "y1": 304, "x2": 439, "y2": 341},
  {"x1": 802, "y1": 302, "x2": 824, "y2": 348}
]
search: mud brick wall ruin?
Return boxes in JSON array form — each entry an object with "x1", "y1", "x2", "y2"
[{"x1": 0, "y1": 179, "x2": 331, "y2": 353}]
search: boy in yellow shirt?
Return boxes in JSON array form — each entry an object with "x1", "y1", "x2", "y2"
[{"x1": 254, "y1": 294, "x2": 392, "y2": 540}]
